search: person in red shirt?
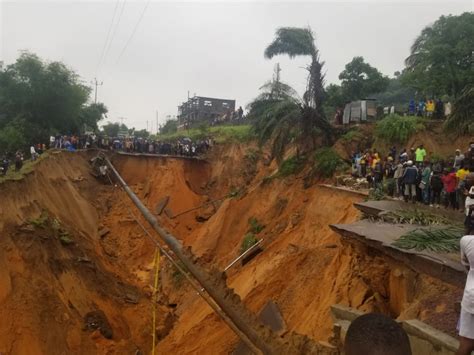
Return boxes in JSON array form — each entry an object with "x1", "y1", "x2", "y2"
[{"x1": 442, "y1": 168, "x2": 459, "y2": 209}]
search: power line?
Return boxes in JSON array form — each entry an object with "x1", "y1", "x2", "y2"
[
  {"x1": 115, "y1": 0, "x2": 151, "y2": 65},
  {"x1": 96, "y1": 0, "x2": 120, "y2": 75},
  {"x1": 101, "y1": 0, "x2": 127, "y2": 70}
]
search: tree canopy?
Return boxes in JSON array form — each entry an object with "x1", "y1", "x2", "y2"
[
  {"x1": 101, "y1": 122, "x2": 128, "y2": 137},
  {"x1": 262, "y1": 27, "x2": 332, "y2": 156},
  {"x1": 338, "y1": 56, "x2": 390, "y2": 101},
  {"x1": 403, "y1": 12, "x2": 474, "y2": 98},
  {"x1": 159, "y1": 119, "x2": 178, "y2": 135},
  {"x1": 0, "y1": 52, "x2": 107, "y2": 152}
]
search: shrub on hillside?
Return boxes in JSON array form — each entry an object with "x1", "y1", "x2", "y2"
[
  {"x1": 277, "y1": 155, "x2": 305, "y2": 177},
  {"x1": 340, "y1": 129, "x2": 365, "y2": 142},
  {"x1": 240, "y1": 233, "x2": 258, "y2": 254},
  {"x1": 313, "y1": 148, "x2": 348, "y2": 178},
  {"x1": 374, "y1": 114, "x2": 426, "y2": 143}
]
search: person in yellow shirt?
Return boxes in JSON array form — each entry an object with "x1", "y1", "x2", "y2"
[
  {"x1": 426, "y1": 99, "x2": 435, "y2": 117},
  {"x1": 458, "y1": 163, "x2": 471, "y2": 212}
]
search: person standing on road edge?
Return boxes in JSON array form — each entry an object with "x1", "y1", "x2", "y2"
[{"x1": 457, "y1": 224, "x2": 474, "y2": 355}]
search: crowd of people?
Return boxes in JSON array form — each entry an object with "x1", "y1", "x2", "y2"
[
  {"x1": 48, "y1": 134, "x2": 213, "y2": 157},
  {"x1": 351, "y1": 142, "x2": 474, "y2": 211},
  {"x1": 0, "y1": 134, "x2": 212, "y2": 177},
  {"x1": 407, "y1": 98, "x2": 451, "y2": 118}
]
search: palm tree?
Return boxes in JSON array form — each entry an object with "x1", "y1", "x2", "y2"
[
  {"x1": 246, "y1": 70, "x2": 301, "y2": 161},
  {"x1": 264, "y1": 27, "x2": 332, "y2": 145}
]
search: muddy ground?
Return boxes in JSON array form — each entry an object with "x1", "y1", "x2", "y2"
[{"x1": 0, "y1": 143, "x2": 463, "y2": 354}]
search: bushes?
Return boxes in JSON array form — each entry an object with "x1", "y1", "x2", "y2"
[
  {"x1": 155, "y1": 124, "x2": 254, "y2": 143},
  {"x1": 240, "y1": 233, "x2": 258, "y2": 254},
  {"x1": 313, "y1": 148, "x2": 348, "y2": 178},
  {"x1": 239, "y1": 217, "x2": 265, "y2": 254},
  {"x1": 340, "y1": 129, "x2": 365, "y2": 143},
  {"x1": 444, "y1": 87, "x2": 474, "y2": 135},
  {"x1": 277, "y1": 155, "x2": 305, "y2": 177},
  {"x1": 374, "y1": 114, "x2": 426, "y2": 143}
]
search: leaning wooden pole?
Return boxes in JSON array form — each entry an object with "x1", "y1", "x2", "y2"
[{"x1": 104, "y1": 157, "x2": 273, "y2": 354}]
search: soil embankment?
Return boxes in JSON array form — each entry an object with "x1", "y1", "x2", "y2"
[{"x1": 0, "y1": 145, "x2": 463, "y2": 354}]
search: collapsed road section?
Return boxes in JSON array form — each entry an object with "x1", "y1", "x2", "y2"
[{"x1": 101, "y1": 154, "x2": 336, "y2": 354}]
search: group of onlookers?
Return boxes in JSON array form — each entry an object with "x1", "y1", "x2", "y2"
[
  {"x1": 48, "y1": 134, "x2": 213, "y2": 158},
  {"x1": 103, "y1": 136, "x2": 213, "y2": 157},
  {"x1": 408, "y1": 98, "x2": 451, "y2": 119},
  {"x1": 352, "y1": 142, "x2": 474, "y2": 211}
]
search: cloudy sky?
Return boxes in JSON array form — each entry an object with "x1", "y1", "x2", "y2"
[{"x1": 1, "y1": 1, "x2": 471, "y2": 131}]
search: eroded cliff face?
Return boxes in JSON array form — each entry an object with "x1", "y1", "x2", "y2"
[{"x1": 0, "y1": 147, "x2": 461, "y2": 355}]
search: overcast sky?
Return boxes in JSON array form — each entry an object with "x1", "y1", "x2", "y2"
[{"x1": 1, "y1": 1, "x2": 471, "y2": 131}]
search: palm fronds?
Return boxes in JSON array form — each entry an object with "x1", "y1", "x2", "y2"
[
  {"x1": 444, "y1": 87, "x2": 474, "y2": 135},
  {"x1": 264, "y1": 27, "x2": 315, "y2": 59},
  {"x1": 393, "y1": 227, "x2": 463, "y2": 252}
]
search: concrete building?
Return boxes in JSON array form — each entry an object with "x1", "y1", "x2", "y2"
[{"x1": 177, "y1": 95, "x2": 235, "y2": 129}]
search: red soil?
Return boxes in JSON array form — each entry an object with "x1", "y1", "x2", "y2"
[{"x1": 0, "y1": 145, "x2": 463, "y2": 354}]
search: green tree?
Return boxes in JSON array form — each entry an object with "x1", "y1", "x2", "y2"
[
  {"x1": 444, "y1": 87, "x2": 474, "y2": 135},
  {"x1": 247, "y1": 65, "x2": 301, "y2": 160},
  {"x1": 79, "y1": 103, "x2": 108, "y2": 131},
  {"x1": 0, "y1": 52, "x2": 106, "y2": 150},
  {"x1": 404, "y1": 12, "x2": 474, "y2": 98},
  {"x1": 0, "y1": 119, "x2": 26, "y2": 153},
  {"x1": 159, "y1": 119, "x2": 178, "y2": 135},
  {"x1": 133, "y1": 129, "x2": 149, "y2": 138},
  {"x1": 101, "y1": 122, "x2": 128, "y2": 137},
  {"x1": 372, "y1": 75, "x2": 416, "y2": 108},
  {"x1": 263, "y1": 27, "x2": 332, "y2": 155},
  {"x1": 339, "y1": 56, "x2": 390, "y2": 101}
]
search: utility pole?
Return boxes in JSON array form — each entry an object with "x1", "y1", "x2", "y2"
[
  {"x1": 92, "y1": 78, "x2": 103, "y2": 103},
  {"x1": 156, "y1": 110, "x2": 159, "y2": 134}
]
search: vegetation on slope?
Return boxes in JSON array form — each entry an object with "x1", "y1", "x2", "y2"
[
  {"x1": 313, "y1": 148, "x2": 347, "y2": 178},
  {"x1": 155, "y1": 124, "x2": 254, "y2": 143},
  {"x1": 374, "y1": 114, "x2": 426, "y2": 144}
]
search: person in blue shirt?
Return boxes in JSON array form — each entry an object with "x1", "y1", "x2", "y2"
[
  {"x1": 417, "y1": 100, "x2": 426, "y2": 117},
  {"x1": 408, "y1": 99, "x2": 416, "y2": 115}
]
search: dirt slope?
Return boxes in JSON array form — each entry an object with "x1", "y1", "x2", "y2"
[
  {"x1": 0, "y1": 145, "x2": 463, "y2": 354},
  {"x1": 0, "y1": 152, "x2": 161, "y2": 354},
  {"x1": 130, "y1": 143, "x2": 459, "y2": 353}
]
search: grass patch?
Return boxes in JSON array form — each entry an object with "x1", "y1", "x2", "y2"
[
  {"x1": 0, "y1": 151, "x2": 49, "y2": 184},
  {"x1": 313, "y1": 148, "x2": 348, "y2": 178},
  {"x1": 227, "y1": 186, "x2": 242, "y2": 199},
  {"x1": 248, "y1": 217, "x2": 264, "y2": 234},
  {"x1": 367, "y1": 187, "x2": 385, "y2": 201},
  {"x1": 240, "y1": 233, "x2": 258, "y2": 254},
  {"x1": 277, "y1": 155, "x2": 305, "y2": 177},
  {"x1": 155, "y1": 124, "x2": 254, "y2": 143},
  {"x1": 28, "y1": 211, "x2": 74, "y2": 246},
  {"x1": 374, "y1": 114, "x2": 426, "y2": 144},
  {"x1": 59, "y1": 231, "x2": 73, "y2": 245},
  {"x1": 340, "y1": 129, "x2": 365, "y2": 142},
  {"x1": 244, "y1": 148, "x2": 261, "y2": 163},
  {"x1": 29, "y1": 210, "x2": 49, "y2": 228},
  {"x1": 393, "y1": 227, "x2": 463, "y2": 252}
]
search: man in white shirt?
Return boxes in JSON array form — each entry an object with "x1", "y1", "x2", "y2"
[
  {"x1": 458, "y1": 224, "x2": 474, "y2": 355},
  {"x1": 30, "y1": 146, "x2": 37, "y2": 161}
]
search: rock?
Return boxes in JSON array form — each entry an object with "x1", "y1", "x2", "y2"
[
  {"x1": 163, "y1": 208, "x2": 174, "y2": 219},
  {"x1": 84, "y1": 310, "x2": 113, "y2": 339},
  {"x1": 155, "y1": 196, "x2": 170, "y2": 215},
  {"x1": 98, "y1": 227, "x2": 110, "y2": 238},
  {"x1": 195, "y1": 204, "x2": 216, "y2": 222},
  {"x1": 124, "y1": 292, "x2": 139, "y2": 304}
]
